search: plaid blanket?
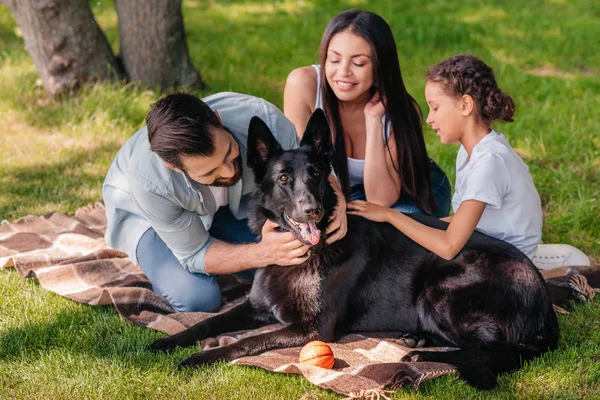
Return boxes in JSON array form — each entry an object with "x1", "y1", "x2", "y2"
[{"x1": 1, "y1": 203, "x2": 598, "y2": 398}]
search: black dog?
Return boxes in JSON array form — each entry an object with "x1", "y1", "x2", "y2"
[{"x1": 150, "y1": 109, "x2": 559, "y2": 389}]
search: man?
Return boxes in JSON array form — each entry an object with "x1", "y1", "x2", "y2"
[{"x1": 103, "y1": 92, "x2": 346, "y2": 312}]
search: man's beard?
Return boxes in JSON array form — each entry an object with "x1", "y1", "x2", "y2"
[
  {"x1": 208, "y1": 155, "x2": 243, "y2": 187},
  {"x1": 183, "y1": 155, "x2": 243, "y2": 188}
]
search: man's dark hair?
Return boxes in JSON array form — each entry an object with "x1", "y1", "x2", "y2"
[{"x1": 146, "y1": 92, "x2": 222, "y2": 169}]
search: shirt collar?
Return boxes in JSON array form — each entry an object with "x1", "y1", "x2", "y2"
[{"x1": 457, "y1": 129, "x2": 497, "y2": 171}]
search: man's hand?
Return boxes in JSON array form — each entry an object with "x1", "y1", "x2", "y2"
[
  {"x1": 326, "y1": 174, "x2": 348, "y2": 245},
  {"x1": 254, "y1": 219, "x2": 310, "y2": 267}
]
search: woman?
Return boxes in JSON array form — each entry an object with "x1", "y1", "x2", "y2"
[{"x1": 284, "y1": 9, "x2": 451, "y2": 216}]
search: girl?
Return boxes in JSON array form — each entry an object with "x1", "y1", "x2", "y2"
[
  {"x1": 284, "y1": 9, "x2": 451, "y2": 217},
  {"x1": 349, "y1": 54, "x2": 590, "y2": 268}
]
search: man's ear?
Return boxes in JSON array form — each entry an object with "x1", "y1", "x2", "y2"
[
  {"x1": 461, "y1": 94, "x2": 475, "y2": 116},
  {"x1": 164, "y1": 162, "x2": 182, "y2": 173},
  {"x1": 300, "y1": 108, "x2": 332, "y2": 160},
  {"x1": 247, "y1": 116, "x2": 283, "y2": 171}
]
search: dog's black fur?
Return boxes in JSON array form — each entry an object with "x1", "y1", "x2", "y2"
[{"x1": 150, "y1": 109, "x2": 559, "y2": 389}]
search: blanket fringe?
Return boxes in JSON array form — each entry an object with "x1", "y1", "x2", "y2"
[
  {"x1": 553, "y1": 304, "x2": 570, "y2": 314},
  {"x1": 341, "y1": 389, "x2": 395, "y2": 400},
  {"x1": 550, "y1": 273, "x2": 600, "y2": 314},
  {"x1": 568, "y1": 274, "x2": 600, "y2": 301}
]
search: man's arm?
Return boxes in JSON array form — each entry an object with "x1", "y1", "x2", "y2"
[
  {"x1": 132, "y1": 180, "x2": 310, "y2": 274},
  {"x1": 131, "y1": 185, "x2": 219, "y2": 274},
  {"x1": 204, "y1": 219, "x2": 310, "y2": 274}
]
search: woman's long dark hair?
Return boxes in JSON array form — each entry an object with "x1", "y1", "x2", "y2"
[{"x1": 319, "y1": 9, "x2": 434, "y2": 213}]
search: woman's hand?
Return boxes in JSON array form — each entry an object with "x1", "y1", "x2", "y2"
[
  {"x1": 364, "y1": 92, "x2": 386, "y2": 120},
  {"x1": 326, "y1": 174, "x2": 348, "y2": 244},
  {"x1": 347, "y1": 200, "x2": 391, "y2": 223}
]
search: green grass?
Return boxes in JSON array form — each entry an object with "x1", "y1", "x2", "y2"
[{"x1": 1, "y1": 0, "x2": 599, "y2": 398}]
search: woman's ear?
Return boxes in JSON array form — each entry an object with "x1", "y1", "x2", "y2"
[{"x1": 460, "y1": 94, "x2": 475, "y2": 117}]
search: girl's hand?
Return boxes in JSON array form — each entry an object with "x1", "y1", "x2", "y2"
[
  {"x1": 347, "y1": 200, "x2": 391, "y2": 223},
  {"x1": 364, "y1": 92, "x2": 386, "y2": 120}
]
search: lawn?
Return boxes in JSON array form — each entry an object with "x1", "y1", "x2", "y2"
[{"x1": 1, "y1": 0, "x2": 599, "y2": 399}]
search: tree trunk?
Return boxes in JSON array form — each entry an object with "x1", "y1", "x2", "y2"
[
  {"x1": 0, "y1": 0, "x2": 122, "y2": 97},
  {"x1": 114, "y1": 0, "x2": 205, "y2": 90}
]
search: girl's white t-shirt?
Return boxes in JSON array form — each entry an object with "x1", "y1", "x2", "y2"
[{"x1": 452, "y1": 130, "x2": 542, "y2": 258}]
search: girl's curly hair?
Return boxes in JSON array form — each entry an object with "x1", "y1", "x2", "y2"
[{"x1": 427, "y1": 55, "x2": 515, "y2": 124}]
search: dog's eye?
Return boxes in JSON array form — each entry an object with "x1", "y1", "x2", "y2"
[
  {"x1": 279, "y1": 174, "x2": 289, "y2": 182},
  {"x1": 312, "y1": 170, "x2": 320, "y2": 178}
]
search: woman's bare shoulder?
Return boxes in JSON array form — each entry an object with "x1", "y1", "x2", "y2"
[
  {"x1": 286, "y1": 66, "x2": 318, "y2": 86},
  {"x1": 285, "y1": 66, "x2": 318, "y2": 101},
  {"x1": 284, "y1": 66, "x2": 319, "y2": 124}
]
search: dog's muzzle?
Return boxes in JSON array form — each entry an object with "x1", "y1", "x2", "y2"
[{"x1": 283, "y1": 214, "x2": 322, "y2": 246}]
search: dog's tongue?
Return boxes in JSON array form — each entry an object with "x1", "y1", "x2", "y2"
[{"x1": 299, "y1": 221, "x2": 321, "y2": 245}]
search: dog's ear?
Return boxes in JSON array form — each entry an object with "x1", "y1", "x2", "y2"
[
  {"x1": 300, "y1": 108, "x2": 332, "y2": 160},
  {"x1": 247, "y1": 116, "x2": 283, "y2": 171}
]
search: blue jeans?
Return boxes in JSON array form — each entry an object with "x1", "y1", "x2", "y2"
[
  {"x1": 350, "y1": 160, "x2": 451, "y2": 218},
  {"x1": 136, "y1": 206, "x2": 257, "y2": 313}
]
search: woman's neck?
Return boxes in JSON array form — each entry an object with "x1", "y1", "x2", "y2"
[{"x1": 338, "y1": 90, "x2": 372, "y2": 114}]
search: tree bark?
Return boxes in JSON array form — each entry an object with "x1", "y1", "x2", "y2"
[
  {"x1": 114, "y1": 0, "x2": 205, "y2": 90},
  {"x1": 0, "y1": 0, "x2": 122, "y2": 97}
]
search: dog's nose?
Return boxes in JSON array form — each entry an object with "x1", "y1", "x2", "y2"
[{"x1": 303, "y1": 206, "x2": 322, "y2": 219}]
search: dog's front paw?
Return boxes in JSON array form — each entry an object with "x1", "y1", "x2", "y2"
[
  {"x1": 149, "y1": 325, "x2": 210, "y2": 353},
  {"x1": 177, "y1": 349, "x2": 226, "y2": 370},
  {"x1": 395, "y1": 333, "x2": 427, "y2": 348},
  {"x1": 149, "y1": 336, "x2": 183, "y2": 353}
]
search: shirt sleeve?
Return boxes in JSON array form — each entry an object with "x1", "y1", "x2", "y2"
[
  {"x1": 461, "y1": 153, "x2": 509, "y2": 209},
  {"x1": 265, "y1": 100, "x2": 300, "y2": 150},
  {"x1": 130, "y1": 176, "x2": 215, "y2": 275}
]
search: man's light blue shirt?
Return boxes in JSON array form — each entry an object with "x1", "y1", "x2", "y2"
[{"x1": 102, "y1": 92, "x2": 299, "y2": 274}]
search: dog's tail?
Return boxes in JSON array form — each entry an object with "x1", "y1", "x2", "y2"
[
  {"x1": 410, "y1": 311, "x2": 559, "y2": 390},
  {"x1": 412, "y1": 342, "x2": 552, "y2": 389},
  {"x1": 411, "y1": 311, "x2": 559, "y2": 389}
]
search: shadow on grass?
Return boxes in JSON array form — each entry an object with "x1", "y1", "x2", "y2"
[
  {"x1": 0, "y1": 293, "x2": 188, "y2": 369},
  {"x1": 0, "y1": 141, "x2": 122, "y2": 220}
]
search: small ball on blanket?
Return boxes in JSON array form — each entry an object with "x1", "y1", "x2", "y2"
[{"x1": 299, "y1": 340, "x2": 335, "y2": 369}]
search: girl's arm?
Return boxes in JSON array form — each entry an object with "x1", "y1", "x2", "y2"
[
  {"x1": 348, "y1": 199, "x2": 486, "y2": 260},
  {"x1": 283, "y1": 66, "x2": 318, "y2": 138},
  {"x1": 363, "y1": 94, "x2": 402, "y2": 206}
]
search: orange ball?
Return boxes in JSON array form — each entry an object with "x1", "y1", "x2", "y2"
[{"x1": 299, "y1": 340, "x2": 335, "y2": 369}]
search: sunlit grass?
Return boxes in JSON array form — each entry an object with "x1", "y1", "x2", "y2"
[{"x1": 1, "y1": 0, "x2": 599, "y2": 398}]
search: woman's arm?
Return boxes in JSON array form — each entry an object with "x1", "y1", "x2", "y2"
[
  {"x1": 348, "y1": 199, "x2": 486, "y2": 260},
  {"x1": 362, "y1": 94, "x2": 401, "y2": 206},
  {"x1": 283, "y1": 66, "x2": 318, "y2": 138}
]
